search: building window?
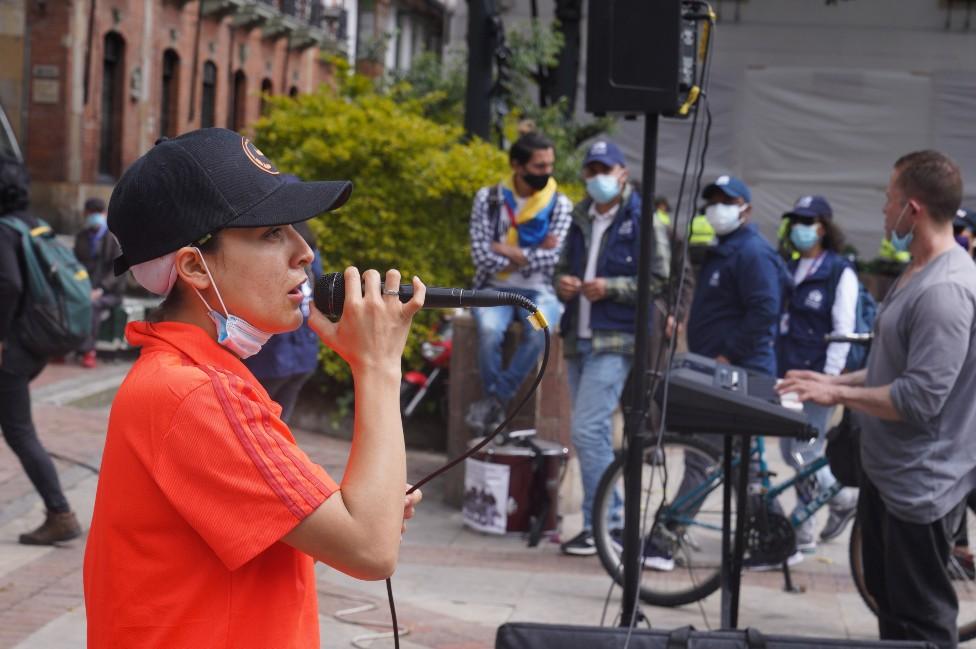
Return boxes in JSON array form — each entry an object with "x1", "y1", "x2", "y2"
[
  {"x1": 160, "y1": 49, "x2": 180, "y2": 138},
  {"x1": 98, "y1": 32, "x2": 125, "y2": 180},
  {"x1": 288, "y1": 86, "x2": 299, "y2": 98},
  {"x1": 229, "y1": 70, "x2": 248, "y2": 132},
  {"x1": 259, "y1": 78, "x2": 273, "y2": 116},
  {"x1": 201, "y1": 61, "x2": 217, "y2": 128}
]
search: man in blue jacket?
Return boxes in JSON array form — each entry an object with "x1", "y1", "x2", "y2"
[
  {"x1": 675, "y1": 175, "x2": 795, "y2": 570},
  {"x1": 687, "y1": 175, "x2": 785, "y2": 375},
  {"x1": 553, "y1": 140, "x2": 670, "y2": 557}
]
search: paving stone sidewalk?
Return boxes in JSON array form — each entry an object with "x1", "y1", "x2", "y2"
[{"x1": 0, "y1": 357, "x2": 890, "y2": 648}]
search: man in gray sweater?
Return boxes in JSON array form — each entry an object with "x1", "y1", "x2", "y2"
[{"x1": 779, "y1": 150, "x2": 976, "y2": 649}]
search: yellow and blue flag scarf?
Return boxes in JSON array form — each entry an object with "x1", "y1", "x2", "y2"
[{"x1": 500, "y1": 175, "x2": 558, "y2": 248}]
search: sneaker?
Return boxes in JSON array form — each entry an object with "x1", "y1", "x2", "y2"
[
  {"x1": 465, "y1": 396, "x2": 505, "y2": 433},
  {"x1": 19, "y1": 511, "x2": 82, "y2": 545},
  {"x1": 609, "y1": 528, "x2": 675, "y2": 571},
  {"x1": 561, "y1": 529, "x2": 597, "y2": 556},
  {"x1": 80, "y1": 350, "x2": 97, "y2": 369},
  {"x1": 794, "y1": 518, "x2": 817, "y2": 554},
  {"x1": 819, "y1": 504, "x2": 857, "y2": 542},
  {"x1": 743, "y1": 550, "x2": 804, "y2": 572}
]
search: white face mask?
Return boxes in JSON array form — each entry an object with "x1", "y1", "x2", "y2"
[
  {"x1": 192, "y1": 250, "x2": 273, "y2": 359},
  {"x1": 705, "y1": 202, "x2": 746, "y2": 236}
]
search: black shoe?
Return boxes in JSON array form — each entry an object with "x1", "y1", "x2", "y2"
[
  {"x1": 609, "y1": 528, "x2": 675, "y2": 571},
  {"x1": 561, "y1": 530, "x2": 597, "y2": 556}
]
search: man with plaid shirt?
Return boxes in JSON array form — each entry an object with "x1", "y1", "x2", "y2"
[{"x1": 465, "y1": 132, "x2": 571, "y2": 433}]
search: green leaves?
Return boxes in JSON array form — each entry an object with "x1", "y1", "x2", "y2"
[{"x1": 254, "y1": 76, "x2": 508, "y2": 385}]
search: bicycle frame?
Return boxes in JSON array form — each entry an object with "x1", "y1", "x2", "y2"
[{"x1": 657, "y1": 436, "x2": 838, "y2": 534}]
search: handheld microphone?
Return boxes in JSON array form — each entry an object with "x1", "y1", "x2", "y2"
[{"x1": 313, "y1": 272, "x2": 545, "y2": 324}]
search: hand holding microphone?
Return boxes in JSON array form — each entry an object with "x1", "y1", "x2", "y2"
[{"x1": 307, "y1": 267, "x2": 425, "y2": 374}]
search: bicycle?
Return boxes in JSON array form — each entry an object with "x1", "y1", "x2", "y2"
[{"x1": 591, "y1": 432, "x2": 976, "y2": 641}]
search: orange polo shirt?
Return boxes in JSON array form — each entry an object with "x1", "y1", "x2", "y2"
[{"x1": 84, "y1": 321, "x2": 338, "y2": 649}]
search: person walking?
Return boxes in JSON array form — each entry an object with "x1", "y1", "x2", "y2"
[
  {"x1": 776, "y1": 195, "x2": 858, "y2": 552},
  {"x1": 0, "y1": 155, "x2": 82, "y2": 545}
]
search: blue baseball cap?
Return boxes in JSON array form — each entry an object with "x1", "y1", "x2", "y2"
[
  {"x1": 785, "y1": 195, "x2": 833, "y2": 221},
  {"x1": 702, "y1": 175, "x2": 751, "y2": 203},
  {"x1": 956, "y1": 208, "x2": 976, "y2": 231},
  {"x1": 583, "y1": 140, "x2": 626, "y2": 168}
]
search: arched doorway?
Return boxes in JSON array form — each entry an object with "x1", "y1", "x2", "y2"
[{"x1": 98, "y1": 32, "x2": 125, "y2": 180}]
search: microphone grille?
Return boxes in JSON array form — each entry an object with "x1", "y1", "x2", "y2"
[{"x1": 313, "y1": 272, "x2": 345, "y2": 319}]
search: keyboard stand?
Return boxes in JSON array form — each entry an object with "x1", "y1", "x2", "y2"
[{"x1": 719, "y1": 433, "x2": 752, "y2": 630}]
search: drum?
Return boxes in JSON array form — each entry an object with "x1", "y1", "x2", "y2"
[{"x1": 462, "y1": 432, "x2": 568, "y2": 535}]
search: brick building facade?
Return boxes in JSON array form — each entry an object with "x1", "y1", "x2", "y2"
[{"x1": 18, "y1": 0, "x2": 353, "y2": 231}]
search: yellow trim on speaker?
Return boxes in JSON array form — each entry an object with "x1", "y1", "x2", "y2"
[{"x1": 678, "y1": 86, "x2": 701, "y2": 116}]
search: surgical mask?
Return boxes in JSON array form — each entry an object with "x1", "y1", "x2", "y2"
[
  {"x1": 704, "y1": 203, "x2": 746, "y2": 236},
  {"x1": 522, "y1": 172, "x2": 550, "y2": 191},
  {"x1": 85, "y1": 212, "x2": 107, "y2": 230},
  {"x1": 888, "y1": 202, "x2": 914, "y2": 253},
  {"x1": 192, "y1": 250, "x2": 273, "y2": 359},
  {"x1": 586, "y1": 174, "x2": 621, "y2": 204},
  {"x1": 789, "y1": 223, "x2": 820, "y2": 252}
]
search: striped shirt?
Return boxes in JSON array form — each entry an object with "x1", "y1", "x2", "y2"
[
  {"x1": 84, "y1": 321, "x2": 336, "y2": 649},
  {"x1": 469, "y1": 184, "x2": 573, "y2": 289}
]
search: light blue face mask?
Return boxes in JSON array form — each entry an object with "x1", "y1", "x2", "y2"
[
  {"x1": 889, "y1": 202, "x2": 914, "y2": 253},
  {"x1": 789, "y1": 223, "x2": 820, "y2": 252},
  {"x1": 85, "y1": 212, "x2": 107, "y2": 230},
  {"x1": 192, "y1": 250, "x2": 273, "y2": 359},
  {"x1": 586, "y1": 174, "x2": 622, "y2": 204}
]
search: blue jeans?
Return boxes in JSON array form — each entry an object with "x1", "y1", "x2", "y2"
[
  {"x1": 471, "y1": 288, "x2": 563, "y2": 404},
  {"x1": 565, "y1": 339, "x2": 632, "y2": 530}
]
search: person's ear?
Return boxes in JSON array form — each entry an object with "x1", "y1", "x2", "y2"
[{"x1": 173, "y1": 246, "x2": 212, "y2": 291}]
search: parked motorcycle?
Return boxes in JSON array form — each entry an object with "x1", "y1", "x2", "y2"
[{"x1": 400, "y1": 314, "x2": 454, "y2": 420}]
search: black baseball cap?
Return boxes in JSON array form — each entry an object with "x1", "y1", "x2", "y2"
[{"x1": 108, "y1": 128, "x2": 352, "y2": 275}]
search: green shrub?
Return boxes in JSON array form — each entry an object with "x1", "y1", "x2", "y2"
[{"x1": 253, "y1": 70, "x2": 509, "y2": 384}]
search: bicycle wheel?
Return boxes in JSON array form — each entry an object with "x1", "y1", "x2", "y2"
[
  {"x1": 849, "y1": 513, "x2": 976, "y2": 642},
  {"x1": 591, "y1": 433, "x2": 729, "y2": 607}
]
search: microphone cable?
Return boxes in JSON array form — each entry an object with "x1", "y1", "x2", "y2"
[{"x1": 385, "y1": 299, "x2": 552, "y2": 649}]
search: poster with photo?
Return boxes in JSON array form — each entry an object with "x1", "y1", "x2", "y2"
[{"x1": 462, "y1": 458, "x2": 510, "y2": 535}]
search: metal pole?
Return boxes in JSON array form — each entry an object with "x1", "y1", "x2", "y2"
[{"x1": 620, "y1": 112, "x2": 660, "y2": 626}]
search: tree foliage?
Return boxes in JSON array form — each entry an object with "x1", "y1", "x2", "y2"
[{"x1": 253, "y1": 60, "x2": 508, "y2": 383}]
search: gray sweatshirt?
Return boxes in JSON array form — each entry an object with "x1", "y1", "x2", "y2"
[{"x1": 859, "y1": 245, "x2": 976, "y2": 524}]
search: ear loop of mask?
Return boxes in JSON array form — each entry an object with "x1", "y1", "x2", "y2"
[{"x1": 191, "y1": 248, "x2": 230, "y2": 318}]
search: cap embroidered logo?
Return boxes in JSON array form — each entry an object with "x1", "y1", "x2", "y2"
[
  {"x1": 716, "y1": 175, "x2": 730, "y2": 186},
  {"x1": 241, "y1": 137, "x2": 279, "y2": 175},
  {"x1": 797, "y1": 196, "x2": 813, "y2": 208},
  {"x1": 591, "y1": 141, "x2": 608, "y2": 155}
]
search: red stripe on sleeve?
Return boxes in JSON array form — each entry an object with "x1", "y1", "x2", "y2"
[{"x1": 202, "y1": 366, "x2": 305, "y2": 518}]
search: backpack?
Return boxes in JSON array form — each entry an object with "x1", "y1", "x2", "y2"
[
  {"x1": 826, "y1": 258, "x2": 877, "y2": 372},
  {"x1": 0, "y1": 216, "x2": 93, "y2": 357}
]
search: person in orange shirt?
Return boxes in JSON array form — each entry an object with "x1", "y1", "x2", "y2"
[{"x1": 83, "y1": 128, "x2": 424, "y2": 648}]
